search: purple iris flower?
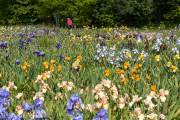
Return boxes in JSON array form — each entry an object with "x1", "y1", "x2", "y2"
[
  {"x1": 18, "y1": 39, "x2": 24, "y2": 44},
  {"x1": 50, "y1": 31, "x2": 55, "y2": 37},
  {"x1": 72, "y1": 112, "x2": 83, "y2": 120},
  {"x1": 33, "y1": 51, "x2": 45, "y2": 57},
  {"x1": 37, "y1": 30, "x2": 45, "y2": 36},
  {"x1": 0, "y1": 41, "x2": 8, "y2": 48},
  {"x1": 16, "y1": 60, "x2": 20, "y2": 65},
  {"x1": 34, "y1": 109, "x2": 47, "y2": 119},
  {"x1": 56, "y1": 42, "x2": 62, "y2": 49},
  {"x1": 18, "y1": 39, "x2": 25, "y2": 49},
  {"x1": 22, "y1": 102, "x2": 34, "y2": 112},
  {"x1": 0, "y1": 98, "x2": 11, "y2": 108},
  {"x1": 18, "y1": 33, "x2": 26, "y2": 38},
  {"x1": 8, "y1": 113, "x2": 22, "y2": 120},
  {"x1": 0, "y1": 88, "x2": 22, "y2": 120},
  {"x1": 0, "y1": 89, "x2": 10, "y2": 119},
  {"x1": 0, "y1": 112, "x2": 8, "y2": 119},
  {"x1": 140, "y1": 34, "x2": 144, "y2": 40},
  {"x1": 34, "y1": 99, "x2": 44, "y2": 109},
  {"x1": 0, "y1": 89, "x2": 11, "y2": 109},
  {"x1": 28, "y1": 32, "x2": 36, "y2": 38},
  {"x1": 33, "y1": 99, "x2": 47, "y2": 119},
  {"x1": 93, "y1": 109, "x2": 108, "y2": 120},
  {"x1": 0, "y1": 105, "x2": 8, "y2": 119},
  {"x1": 34, "y1": 109, "x2": 43, "y2": 119},
  {"x1": 26, "y1": 38, "x2": 32, "y2": 44},
  {"x1": 66, "y1": 94, "x2": 83, "y2": 115},
  {"x1": 0, "y1": 89, "x2": 9, "y2": 98}
]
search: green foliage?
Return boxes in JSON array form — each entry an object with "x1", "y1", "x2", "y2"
[
  {"x1": 113, "y1": 0, "x2": 154, "y2": 26},
  {"x1": 164, "y1": 0, "x2": 180, "y2": 23},
  {"x1": 153, "y1": 0, "x2": 180, "y2": 24},
  {"x1": 0, "y1": 0, "x2": 179, "y2": 26}
]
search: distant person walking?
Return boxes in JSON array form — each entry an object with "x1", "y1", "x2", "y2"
[{"x1": 66, "y1": 18, "x2": 73, "y2": 29}]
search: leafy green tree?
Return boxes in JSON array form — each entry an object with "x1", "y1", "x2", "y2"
[
  {"x1": 89, "y1": 0, "x2": 114, "y2": 27},
  {"x1": 7, "y1": 0, "x2": 39, "y2": 24},
  {"x1": 37, "y1": 0, "x2": 68, "y2": 25},
  {"x1": 164, "y1": 0, "x2": 180, "y2": 23},
  {"x1": 152, "y1": 0, "x2": 180, "y2": 24},
  {"x1": 113, "y1": 0, "x2": 154, "y2": 26},
  {"x1": 70, "y1": 0, "x2": 97, "y2": 26},
  {"x1": 0, "y1": 0, "x2": 12, "y2": 24},
  {"x1": 0, "y1": 0, "x2": 179, "y2": 26}
]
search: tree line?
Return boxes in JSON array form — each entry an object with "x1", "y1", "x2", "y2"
[{"x1": 0, "y1": 0, "x2": 179, "y2": 27}]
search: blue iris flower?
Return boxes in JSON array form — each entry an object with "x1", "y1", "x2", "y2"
[
  {"x1": 0, "y1": 88, "x2": 23, "y2": 119},
  {"x1": 18, "y1": 39, "x2": 25, "y2": 49},
  {"x1": 16, "y1": 60, "x2": 20, "y2": 65},
  {"x1": 22, "y1": 102, "x2": 34, "y2": 112},
  {"x1": 0, "y1": 89, "x2": 11, "y2": 109},
  {"x1": 0, "y1": 41, "x2": 8, "y2": 49},
  {"x1": 34, "y1": 99, "x2": 44, "y2": 109},
  {"x1": 8, "y1": 113, "x2": 22, "y2": 120},
  {"x1": 34, "y1": 109, "x2": 47, "y2": 119},
  {"x1": 0, "y1": 105, "x2": 8, "y2": 119},
  {"x1": 34, "y1": 109, "x2": 43, "y2": 119},
  {"x1": 56, "y1": 42, "x2": 62, "y2": 49},
  {"x1": 18, "y1": 39, "x2": 24, "y2": 45},
  {"x1": 33, "y1": 99, "x2": 47, "y2": 119},
  {"x1": 0, "y1": 98, "x2": 11, "y2": 108},
  {"x1": 26, "y1": 38, "x2": 32, "y2": 44},
  {"x1": 0, "y1": 89, "x2": 10, "y2": 119},
  {"x1": 67, "y1": 94, "x2": 84, "y2": 120},
  {"x1": 33, "y1": 51, "x2": 45, "y2": 57},
  {"x1": 0, "y1": 89, "x2": 9, "y2": 98},
  {"x1": 18, "y1": 33, "x2": 26, "y2": 38},
  {"x1": 93, "y1": 109, "x2": 108, "y2": 120},
  {"x1": 28, "y1": 32, "x2": 36, "y2": 38},
  {"x1": 72, "y1": 111, "x2": 83, "y2": 120},
  {"x1": 66, "y1": 94, "x2": 83, "y2": 115}
]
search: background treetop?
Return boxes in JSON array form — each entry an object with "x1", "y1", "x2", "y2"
[{"x1": 0, "y1": 0, "x2": 179, "y2": 27}]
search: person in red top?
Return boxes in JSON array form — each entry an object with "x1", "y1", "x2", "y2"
[{"x1": 66, "y1": 18, "x2": 73, "y2": 29}]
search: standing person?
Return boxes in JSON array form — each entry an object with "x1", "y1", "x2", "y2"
[
  {"x1": 66, "y1": 18, "x2": 73, "y2": 29},
  {"x1": 73, "y1": 18, "x2": 78, "y2": 29}
]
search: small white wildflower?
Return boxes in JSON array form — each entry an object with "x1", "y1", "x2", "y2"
[
  {"x1": 15, "y1": 93, "x2": 23, "y2": 99},
  {"x1": 159, "y1": 114, "x2": 166, "y2": 119}
]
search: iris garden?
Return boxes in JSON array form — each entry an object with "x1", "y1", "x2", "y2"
[{"x1": 0, "y1": 26, "x2": 180, "y2": 119}]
